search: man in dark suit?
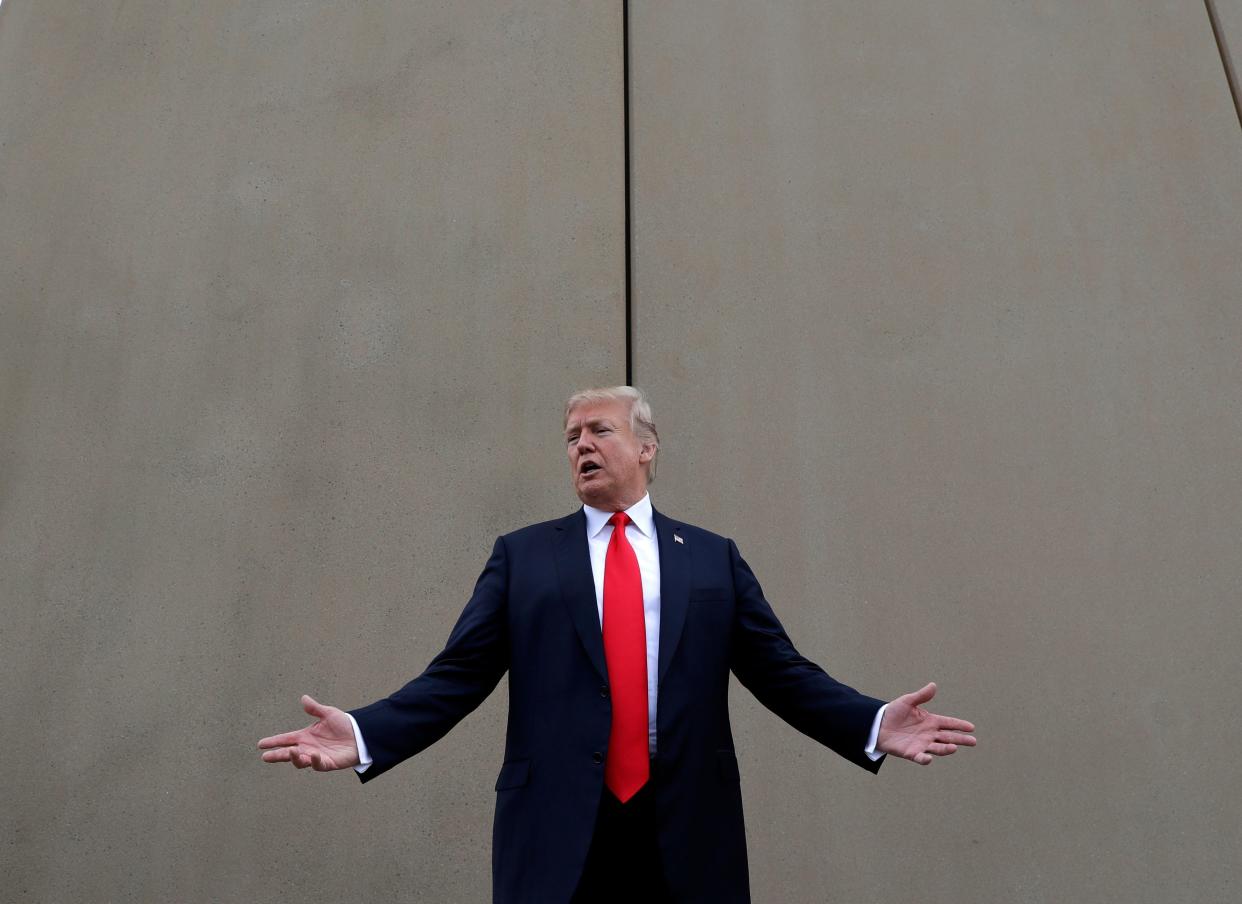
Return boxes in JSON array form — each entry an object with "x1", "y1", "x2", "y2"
[{"x1": 259, "y1": 386, "x2": 976, "y2": 903}]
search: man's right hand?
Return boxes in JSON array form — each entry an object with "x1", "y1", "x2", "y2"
[{"x1": 258, "y1": 695, "x2": 361, "y2": 771}]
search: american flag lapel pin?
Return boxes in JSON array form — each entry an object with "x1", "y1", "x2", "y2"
[{"x1": 674, "y1": 533, "x2": 684, "y2": 544}]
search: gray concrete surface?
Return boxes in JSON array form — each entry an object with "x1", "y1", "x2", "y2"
[
  {"x1": 1216, "y1": 1, "x2": 1242, "y2": 119},
  {"x1": 0, "y1": 2, "x2": 622, "y2": 901},
  {"x1": 1217, "y1": 1, "x2": 1242, "y2": 52},
  {"x1": 4, "y1": 1, "x2": 1241, "y2": 902},
  {"x1": 629, "y1": 2, "x2": 1242, "y2": 902}
]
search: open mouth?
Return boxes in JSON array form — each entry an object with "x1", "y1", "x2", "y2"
[{"x1": 580, "y1": 462, "x2": 602, "y2": 476}]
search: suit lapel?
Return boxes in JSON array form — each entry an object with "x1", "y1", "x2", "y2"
[
  {"x1": 553, "y1": 509, "x2": 608, "y2": 682},
  {"x1": 654, "y1": 509, "x2": 690, "y2": 684}
]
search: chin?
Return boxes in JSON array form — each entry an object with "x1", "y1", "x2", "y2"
[{"x1": 575, "y1": 484, "x2": 609, "y2": 507}]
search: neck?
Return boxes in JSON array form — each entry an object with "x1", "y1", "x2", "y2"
[{"x1": 582, "y1": 489, "x2": 648, "y2": 513}]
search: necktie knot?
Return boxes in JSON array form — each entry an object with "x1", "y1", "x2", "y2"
[{"x1": 609, "y1": 511, "x2": 630, "y2": 531}]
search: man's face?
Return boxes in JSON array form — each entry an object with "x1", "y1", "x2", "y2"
[{"x1": 565, "y1": 399, "x2": 654, "y2": 511}]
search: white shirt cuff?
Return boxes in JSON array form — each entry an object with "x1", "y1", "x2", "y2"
[
  {"x1": 864, "y1": 703, "x2": 887, "y2": 762},
  {"x1": 348, "y1": 713, "x2": 373, "y2": 774}
]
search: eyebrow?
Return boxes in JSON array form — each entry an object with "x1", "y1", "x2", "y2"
[{"x1": 565, "y1": 417, "x2": 616, "y2": 436}]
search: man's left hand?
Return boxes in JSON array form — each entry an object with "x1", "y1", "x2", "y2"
[{"x1": 877, "y1": 682, "x2": 976, "y2": 765}]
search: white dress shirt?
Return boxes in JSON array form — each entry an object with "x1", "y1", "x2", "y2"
[{"x1": 351, "y1": 494, "x2": 885, "y2": 772}]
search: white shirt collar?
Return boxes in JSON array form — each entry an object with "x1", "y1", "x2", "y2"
[{"x1": 583, "y1": 492, "x2": 654, "y2": 540}]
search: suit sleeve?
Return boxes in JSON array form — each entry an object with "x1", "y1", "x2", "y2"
[
  {"x1": 726, "y1": 539, "x2": 885, "y2": 773},
  {"x1": 349, "y1": 535, "x2": 510, "y2": 782}
]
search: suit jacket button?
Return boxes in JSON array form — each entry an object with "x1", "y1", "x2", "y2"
[
  {"x1": 599, "y1": 685, "x2": 609, "y2": 698},
  {"x1": 591, "y1": 751, "x2": 603, "y2": 765}
]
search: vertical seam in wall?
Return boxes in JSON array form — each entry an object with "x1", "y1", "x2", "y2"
[
  {"x1": 1205, "y1": 0, "x2": 1242, "y2": 131},
  {"x1": 623, "y1": 0, "x2": 634, "y2": 385}
]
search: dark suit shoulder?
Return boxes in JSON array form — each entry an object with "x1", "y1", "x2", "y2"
[
  {"x1": 652, "y1": 510, "x2": 730, "y2": 546},
  {"x1": 498, "y1": 510, "x2": 583, "y2": 545},
  {"x1": 497, "y1": 507, "x2": 732, "y2": 552}
]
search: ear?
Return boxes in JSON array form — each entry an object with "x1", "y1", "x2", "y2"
[{"x1": 638, "y1": 442, "x2": 656, "y2": 463}]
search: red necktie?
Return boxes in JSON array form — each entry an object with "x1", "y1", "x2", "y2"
[{"x1": 602, "y1": 511, "x2": 649, "y2": 802}]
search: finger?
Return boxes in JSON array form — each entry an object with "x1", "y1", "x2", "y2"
[
  {"x1": 913, "y1": 751, "x2": 933, "y2": 765},
  {"x1": 926, "y1": 742, "x2": 957, "y2": 756},
  {"x1": 935, "y1": 731, "x2": 977, "y2": 747},
  {"x1": 258, "y1": 731, "x2": 304, "y2": 749},
  {"x1": 302, "y1": 695, "x2": 329, "y2": 719},
  {"x1": 905, "y1": 682, "x2": 937, "y2": 706},
  {"x1": 288, "y1": 745, "x2": 309, "y2": 769},
  {"x1": 310, "y1": 750, "x2": 328, "y2": 772},
  {"x1": 935, "y1": 716, "x2": 975, "y2": 733},
  {"x1": 261, "y1": 748, "x2": 293, "y2": 763}
]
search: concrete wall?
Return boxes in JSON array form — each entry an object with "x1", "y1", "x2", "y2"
[
  {"x1": 2, "y1": 1, "x2": 1239, "y2": 903},
  {"x1": 1214, "y1": 2, "x2": 1242, "y2": 128},
  {"x1": 630, "y1": 3, "x2": 1242, "y2": 903},
  {"x1": 1218, "y1": 2, "x2": 1242, "y2": 61},
  {"x1": 0, "y1": 2, "x2": 622, "y2": 901}
]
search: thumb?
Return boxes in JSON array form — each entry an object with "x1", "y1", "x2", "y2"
[
  {"x1": 906, "y1": 682, "x2": 937, "y2": 706},
  {"x1": 301, "y1": 694, "x2": 329, "y2": 719}
]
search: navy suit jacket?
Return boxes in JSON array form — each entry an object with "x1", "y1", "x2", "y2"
[{"x1": 351, "y1": 508, "x2": 885, "y2": 904}]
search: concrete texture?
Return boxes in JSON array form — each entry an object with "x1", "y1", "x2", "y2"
[
  {"x1": 629, "y1": 3, "x2": 1242, "y2": 903},
  {"x1": 1215, "y1": 1, "x2": 1242, "y2": 121},
  {"x1": 4, "y1": 0, "x2": 1242, "y2": 901},
  {"x1": 1216, "y1": 1, "x2": 1242, "y2": 54},
  {"x1": 0, "y1": 2, "x2": 622, "y2": 901}
]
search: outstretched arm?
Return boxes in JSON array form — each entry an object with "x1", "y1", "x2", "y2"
[
  {"x1": 876, "y1": 682, "x2": 976, "y2": 765},
  {"x1": 258, "y1": 695, "x2": 361, "y2": 771},
  {"x1": 257, "y1": 536, "x2": 510, "y2": 782},
  {"x1": 726, "y1": 539, "x2": 889, "y2": 771}
]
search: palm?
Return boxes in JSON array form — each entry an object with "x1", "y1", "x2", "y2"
[
  {"x1": 258, "y1": 695, "x2": 361, "y2": 771},
  {"x1": 876, "y1": 682, "x2": 976, "y2": 765}
]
